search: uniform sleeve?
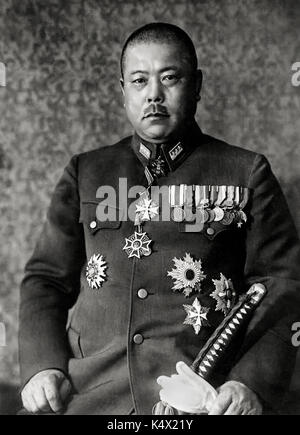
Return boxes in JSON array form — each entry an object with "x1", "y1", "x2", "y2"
[
  {"x1": 19, "y1": 155, "x2": 86, "y2": 387},
  {"x1": 227, "y1": 154, "x2": 300, "y2": 411}
]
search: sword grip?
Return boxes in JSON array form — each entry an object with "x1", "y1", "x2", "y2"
[{"x1": 192, "y1": 283, "x2": 267, "y2": 379}]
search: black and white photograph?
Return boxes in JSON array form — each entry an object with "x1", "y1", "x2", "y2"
[{"x1": 0, "y1": 0, "x2": 299, "y2": 418}]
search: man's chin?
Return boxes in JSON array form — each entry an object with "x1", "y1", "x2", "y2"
[{"x1": 138, "y1": 126, "x2": 174, "y2": 143}]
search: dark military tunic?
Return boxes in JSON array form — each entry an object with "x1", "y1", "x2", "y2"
[{"x1": 19, "y1": 122, "x2": 300, "y2": 414}]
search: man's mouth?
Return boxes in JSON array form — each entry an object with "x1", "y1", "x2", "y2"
[
  {"x1": 143, "y1": 104, "x2": 169, "y2": 119},
  {"x1": 144, "y1": 113, "x2": 169, "y2": 119}
]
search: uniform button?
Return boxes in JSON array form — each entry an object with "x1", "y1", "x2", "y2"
[
  {"x1": 133, "y1": 334, "x2": 144, "y2": 345},
  {"x1": 138, "y1": 288, "x2": 148, "y2": 299},
  {"x1": 90, "y1": 221, "x2": 97, "y2": 229},
  {"x1": 207, "y1": 227, "x2": 215, "y2": 236}
]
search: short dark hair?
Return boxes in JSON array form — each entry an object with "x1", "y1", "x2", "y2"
[{"x1": 120, "y1": 22, "x2": 198, "y2": 77}]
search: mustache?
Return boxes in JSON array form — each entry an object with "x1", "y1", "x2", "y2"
[{"x1": 143, "y1": 104, "x2": 169, "y2": 118}]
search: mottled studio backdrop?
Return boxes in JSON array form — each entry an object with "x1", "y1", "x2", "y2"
[{"x1": 0, "y1": 0, "x2": 299, "y2": 390}]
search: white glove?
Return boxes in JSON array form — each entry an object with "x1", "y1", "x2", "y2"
[{"x1": 157, "y1": 361, "x2": 217, "y2": 414}]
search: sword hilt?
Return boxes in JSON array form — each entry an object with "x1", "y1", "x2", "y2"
[{"x1": 192, "y1": 283, "x2": 266, "y2": 378}]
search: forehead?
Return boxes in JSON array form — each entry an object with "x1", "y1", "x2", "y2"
[{"x1": 123, "y1": 42, "x2": 192, "y2": 74}]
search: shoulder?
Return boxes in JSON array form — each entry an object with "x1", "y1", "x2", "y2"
[
  {"x1": 184, "y1": 132, "x2": 272, "y2": 187},
  {"x1": 67, "y1": 136, "x2": 133, "y2": 174},
  {"x1": 196, "y1": 134, "x2": 269, "y2": 182},
  {"x1": 198, "y1": 133, "x2": 262, "y2": 163},
  {"x1": 79, "y1": 136, "x2": 132, "y2": 163}
]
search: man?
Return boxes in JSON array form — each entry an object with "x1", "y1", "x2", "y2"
[{"x1": 19, "y1": 22, "x2": 300, "y2": 415}]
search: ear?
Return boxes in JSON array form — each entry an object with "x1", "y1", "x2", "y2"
[
  {"x1": 195, "y1": 69, "x2": 203, "y2": 98},
  {"x1": 120, "y1": 78, "x2": 125, "y2": 96}
]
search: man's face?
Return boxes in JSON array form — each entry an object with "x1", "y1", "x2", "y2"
[{"x1": 121, "y1": 42, "x2": 201, "y2": 143}]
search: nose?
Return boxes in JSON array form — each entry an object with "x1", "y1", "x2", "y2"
[{"x1": 146, "y1": 77, "x2": 164, "y2": 103}]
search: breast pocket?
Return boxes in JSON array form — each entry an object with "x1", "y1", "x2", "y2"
[{"x1": 79, "y1": 201, "x2": 123, "y2": 235}]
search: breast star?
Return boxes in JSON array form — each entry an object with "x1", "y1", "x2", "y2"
[{"x1": 183, "y1": 298, "x2": 210, "y2": 335}]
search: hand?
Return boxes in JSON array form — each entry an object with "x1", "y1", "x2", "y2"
[
  {"x1": 21, "y1": 369, "x2": 72, "y2": 414},
  {"x1": 208, "y1": 381, "x2": 263, "y2": 415},
  {"x1": 157, "y1": 361, "x2": 217, "y2": 414}
]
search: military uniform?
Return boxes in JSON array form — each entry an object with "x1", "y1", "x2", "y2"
[{"x1": 19, "y1": 122, "x2": 300, "y2": 414}]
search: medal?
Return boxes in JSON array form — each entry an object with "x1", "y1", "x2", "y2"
[
  {"x1": 183, "y1": 298, "x2": 210, "y2": 335},
  {"x1": 213, "y1": 186, "x2": 226, "y2": 221},
  {"x1": 207, "y1": 209, "x2": 216, "y2": 223},
  {"x1": 209, "y1": 185, "x2": 219, "y2": 206},
  {"x1": 236, "y1": 210, "x2": 247, "y2": 228},
  {"x1": 235, "y1": 187, "x2": 249, "y2": 228},
  {"x1": 195, "y1": 185, "x2": 210, "y2": 209},
  {"x1": 234, "y1": 186, "x2": 240, "y2": 207},
  {"x1": 202, "y1": 209, "x2": 209, "y2": 223},
  {"x1": 167, "y1": 253, "x2": 206, "y2": 297},
  {"x1": 172, "y1": 207, "x2": 186, "y2": 222},
  {"x1": 184, "y1": 185, "x2": 194, "y2": 222},
  {"x1": 213, "y1": 206, "x2": 225, "y2": 222},
  {"x1": 207, "y1": 186, "x2": 218, "y2": 223},
  {"x1": 195, "y1": 208, "x2": 206, "y2": 224},
  {"x1": 222, "y1": 186, "x2": 235, "y2": 209},
  {"x1": 86, "y1": 254, "x2": 107, "y2": 290},
  {"x1": 221, "y1": 210, "x2": 234, "y2": 226},
  {"x1": 186, "y1": 185, "x2": 194, "y2": 206},
  {"x1": 169, "y1": 185, "x2": 186, "y2": 222},
  {"x1": 135, "y1": 197, "x2": 159, "y2": 222},
  {"x1": 123, "y1": 231, "x2": 152, "y2": 259},
  {"x1": 149, "y1": 155, "x2": 167, "y2": 178},
  {"x1": 195, "y1": 185, "x2": 210, "y2": 224},
  {"x1": 210, "y1": 273, "x2": 236, "y2": 315},
  {"x1": 216, "y1": 186, "x2": 227, "y2": 207},
  {"x1": 239, "y1": 187, "x2": 250, "y2": 210}
]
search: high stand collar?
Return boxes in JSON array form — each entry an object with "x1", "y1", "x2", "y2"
[{"x1": 131, "y1": 121, "x2": 204, "y2": 175}]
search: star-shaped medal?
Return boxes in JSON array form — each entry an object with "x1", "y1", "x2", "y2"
[
  {"x1": 210, "y1": 273, "x2": 236, "y2": 315},
  {"x1": 236, "y1": 210, "x2": 247, "y2": 228},
  {"x1": 123, "y1": 231, "x2": 152, "y2": 259},
  {"x1": 183, "y1": 298, "x2": 210, "y2": 335},
  {"x1": 86, "y1": 254, "x2": 107, "y2": 290},
  {"x1": 167, "y1": 253, "x2": 206, "y2": 297},
  {"x1": 135, "y1": 198, "x2": 159, "y2": 222}
]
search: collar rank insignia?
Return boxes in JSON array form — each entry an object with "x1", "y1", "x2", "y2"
[
  {"x1": 139, "y1": 143, "x2": 151, "y2": 160},
  {"x1": 123, "y1": 231, "x2": 152, "y2": 259},
  {"x1": 210, "y1": 273, "x2": 236, "y2": 315},
  {"x1": 168, "y1": 253, "x2": 206, "y2": 297},
  {"x1": 135, "y1": 197, "x2": 159, "y2": 223},
  {"x1": 86, "y1": 254, "x2": 107, "y2": 290},
  {"x1": 169, "y1": 142, "x2": 183, "y2": 161},
  {"x1": 183, "y1": 297, "x2": 210, "y2": 335}
]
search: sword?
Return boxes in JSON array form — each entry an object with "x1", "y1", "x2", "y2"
[{"x1": 152, "y1": 283, "x2": 267, "y2": 415}]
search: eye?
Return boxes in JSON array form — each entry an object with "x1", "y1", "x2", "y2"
[
  {"x1": 132, "y1": 77, "x2": 147, "y2": 86},
  {"x1": 162, "y1": 74, "x2": 179, "y2": 84}
]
